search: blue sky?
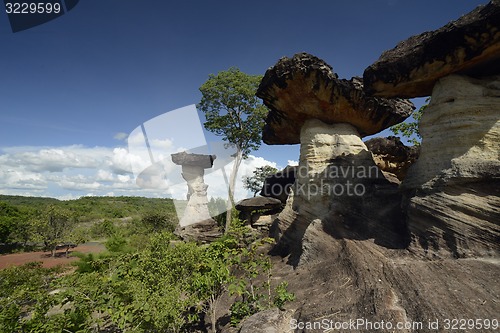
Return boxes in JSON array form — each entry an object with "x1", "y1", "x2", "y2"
[{"x1": 0, "y1": 0, "x2": 487, "y2": 199}]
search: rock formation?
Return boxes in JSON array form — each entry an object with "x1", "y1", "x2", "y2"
[
  {"x1": 260, "y1": 165, "x2": 297, "y2": 203},
  {"x1": 235, "y1": 196, "x2": 282, "y2": 229},
  {"x1": 363, "y1": 0, "x2": 500, "y2": 98},
  {"x1": 256, "y1": 53, "x2": 414, "y2": 265},
  {"x1": 365, "y1": 136, "x2": 420, "y2": 182},
  {"x1": 171, "y1": 152, "x2": 221, "y2": 242},
  {"x1": 402, "y1": 75, "x2": 500, "y2": 257},
  {"x1": 363, "y1": 1, "x2": 500, "y2": 257}
]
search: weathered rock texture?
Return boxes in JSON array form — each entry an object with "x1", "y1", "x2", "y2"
[
  {"x1": 363, "y1": 0, "x2": 500, "y2": 98},
  {"x1": 257, "y1": 53, "x2": 414, "y2": 265},
  {"x1": 257, "y1": 53, "x2": 414, "y2": 144},
  {"x1": 365, "y1": 136, "x2": 420, "y2": 181},
  {"x1": 402, "y1": 75, "x2": 500, "y2": 257}
]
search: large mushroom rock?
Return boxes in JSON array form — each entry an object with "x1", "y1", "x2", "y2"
[
  {"x1": 257, "y1": 53, "x2": 414, "y2": 265},
  {"x1": 362, "y1": 1, "x2": 500, "y2": 258},
  {"x1": 365, "y1": 136, "x2": 420, "y2": 182},
  {"x1": 363, "y1": 0, "x2": 500, "y2": 98},
  {"x1": 402, "y1": 75, "x2": 500, "y2": 257}
]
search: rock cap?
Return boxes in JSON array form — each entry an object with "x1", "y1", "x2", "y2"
[
  {"x1": 256, "y1": 53, "x2": 414, "y2": 144},
  {"x1": 171, "y1": 152, "x2": 216, "y2": 168},
  {"x1": 363, "y1": 1, "x2": 500, "y2": 98}
]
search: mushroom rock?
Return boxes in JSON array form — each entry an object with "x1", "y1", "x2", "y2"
[
  {"x1": 362, "y1": 1, "x2": 500, "y2": 257},
  {"x1": 365, "y1": 136, "x2": 420, "y2": 182},
  {"x1": 401, "y1": 75, "x2": 500, "y2": 257},
  {"x1": 256, "y1": 53, "x2": 414, "y2": 265},
  {"x1": 171, "y1": 152, "x2": 221, "y2": 241},
  {"x1": 235, "y1": 196, "x2": 282, "y2": 228},
  {"x1": 363, "y1": 0, "x2": 500, "y2": 98}
]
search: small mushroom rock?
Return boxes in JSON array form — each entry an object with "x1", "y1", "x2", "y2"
[
  {"x1": 171, "y1": 152, "x2": 221, "y2": 241},
  {"x1": 257, "y1": 53, "x2": 414, "y2": 265},
  {"x1": 363, "y1": 0, "x2": 500, "y2": 98}
]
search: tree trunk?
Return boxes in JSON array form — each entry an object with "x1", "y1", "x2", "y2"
[{"x1": 225, "y1": 150, "x2": 243, "y2": 233}]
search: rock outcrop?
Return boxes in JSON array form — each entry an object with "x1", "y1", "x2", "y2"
[
  {"x1": 257, "y1": 53, "x2": 414, "y2": 265},
  {"x1": 260, "y1": 165, "x2": 297, "y2": 203},
  {"x1": 235, "y1": 196, "x2": 282, "y2": 228},
  {"x1": 402, "y1": 75, "x2": 500, "y2": 257},
  {"x1": 363, "y1": 1, "x2": 500, "y2": 258},
  {"x1": 363, "y1": 0, "x2": 500, "y2": 98},
  {"x1": 365, "y1": 136, "x2": 420, "y2": 182}
]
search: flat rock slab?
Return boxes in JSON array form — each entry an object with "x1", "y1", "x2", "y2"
[
  {"x1": 364, "y1": 0, "x2": 500, "y2": 98},
  {"x1": 171, "y1": 152, "x2": 216, "y2": 168},
  {"x1": 236, "y1": 196, "x2": 282, "y2": 212}
]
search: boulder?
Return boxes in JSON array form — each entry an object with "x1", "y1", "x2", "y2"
[
  {"x1": 239, "y1": 309, "x2": 294, "y2": 333},
  {"x1": 363, "y1": 0, "x2": 500, "y2": 98},
  {"x1": 365, "y1": 136, "x2": 420, "y2": 181},
  {"x1": 174, "y1": 218, "x2": 222, "y2": 243},
  {"x1": 260, "y1": 165, "x2": 297, "y2": 203},
  {"x1": 401, "y1": 75, "x2": 500, "y2": 257}
]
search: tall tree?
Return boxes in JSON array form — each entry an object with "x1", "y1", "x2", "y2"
[
  {"x1": 243, "y1": 165, "x2": 278, "y2": 197},
  {"x1": 199, "y1": 67, "x2": 268, "y2": 232}
]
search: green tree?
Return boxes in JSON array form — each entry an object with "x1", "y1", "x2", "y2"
[
  {"x1": 32, "y1": 205, "x2": 74, "y2": 257},
  {"x1": 199, "y1": 67, "x2": 268, "y2": 232},
  {"x1": 0, "y1": 201, "x2": 20, "y2": 243},
  {"x1": 390, "y1": 98, "x2": 429, "y2": 146},
  {"x1": 243, "y1": 165, "x2": 278, "y2": 197}
]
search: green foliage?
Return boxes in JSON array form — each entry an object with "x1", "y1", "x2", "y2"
[
  {"x1": 89, "y1": 219, "x2": 116, "y2": 239},
  {"x1": 390, "y1": 98, "x2": 429, "y2": 146},
  {"x1": 0, "y1": 201, "x2": 21, "y2": 243},
  {"x1": 140, "y1": 212, "x2": 176, "y2": 233},
  {"x1": 32, "y1": 204, "x2": 75, "y2": 257},
  {"x1": 0, "y1": 214, "x2": 295, "y2": 332},
  {"x1": 273, "y1": 282, "x2": 295, "y2": 310},
  {"x1": 198, "y1": 67, "x2": 268, "y2": 158},
  {"x1": 243, "y1": 165, "x2": 278, "y2": 197}
]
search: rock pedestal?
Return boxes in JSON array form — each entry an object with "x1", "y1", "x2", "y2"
[
  {"x1": 171, "y1": 152, "x2": 221, "y2": 241},
  {"x1": 401, "y1": 75, "x2": 500, "y2": 257},
  {"x1": 273, "y1": 120, "x2": 407, "y2": 265}
]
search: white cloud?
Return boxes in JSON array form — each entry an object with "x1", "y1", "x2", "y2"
[
  {"x1": 287, "y1": 160, "x2": 299, "y2": 166},
  {"x1": 0, "y1": 145, "x2": 279, "y2": 203}
]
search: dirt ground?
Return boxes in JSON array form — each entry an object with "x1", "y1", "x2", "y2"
[{"x1": 0, "y1": 243, "x2": 106, "y2": 269}]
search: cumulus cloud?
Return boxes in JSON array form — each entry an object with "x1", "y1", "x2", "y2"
[{"x1": 0, "y1": 143, "x2": 280, "y2": 202}]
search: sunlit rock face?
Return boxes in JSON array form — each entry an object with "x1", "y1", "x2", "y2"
[
  {"x1": 402, "y1": 75, "x2": 500, "y2": 257},
  {"x1": 273, "y1": 120, "x2": 408, "y2": 266}
]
